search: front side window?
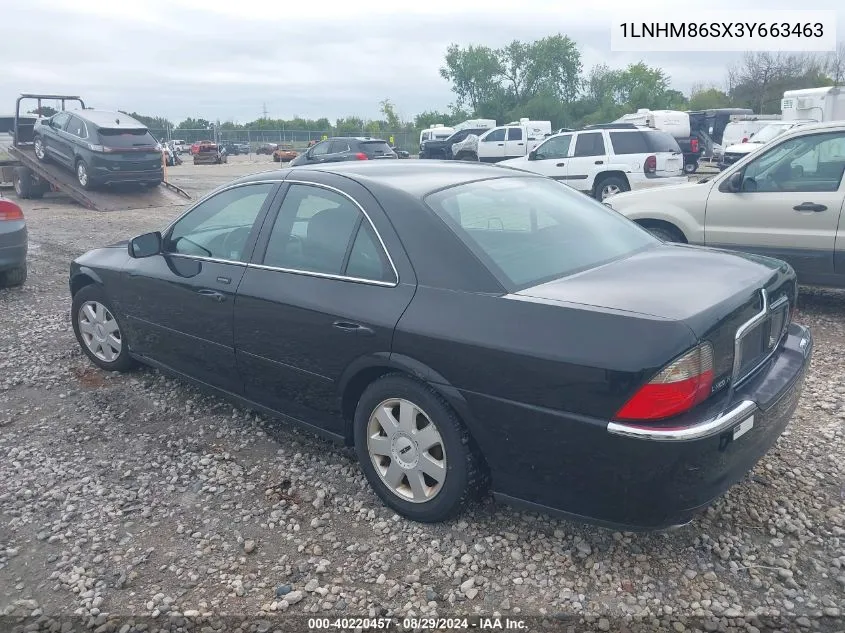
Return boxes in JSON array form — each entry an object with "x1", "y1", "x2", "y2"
[
  {"x1": 425, "y1": 177, "x2": 656, "y2": 289},
  {"x1": 165, "y1": 183, "x2": 274, "y2": 261},
  {"x1": 741, "y1": 132, "x2": 845, "y2": 193},
  {"x1": 51, "y1": 112, "x2": 71, "y2": 130},
  {"x1": 535, "y1": 135, "x2": 572, "y2": 160},
  {"x1": 483, "y1": 128, "x2": 506, "y2": 143},
  {"x1": 262, "y1": 184, "x2": 394, "y2": 282},
  {"x1": 309, "y1": 141, "x2": 330, "y2": 157}
]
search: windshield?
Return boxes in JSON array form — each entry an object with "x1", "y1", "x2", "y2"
[
  {"x1": 750, "y1": 124, "x2": 792, "y2": 143},
  {"x1": 424, "y1": 177, "x2": 657, "y2": 290}
]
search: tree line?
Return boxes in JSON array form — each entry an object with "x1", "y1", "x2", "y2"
[{"x1": 29, "y1": 38, "x2": 845, "y2": 142}]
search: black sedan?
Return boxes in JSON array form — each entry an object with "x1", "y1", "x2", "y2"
[{"x1": 68, "y1": 161, "x2": 813, "y2": 529}]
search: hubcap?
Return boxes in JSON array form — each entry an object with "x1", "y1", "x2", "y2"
[
  {"x1": 77, "y1": 163, "x2": 88, "y2": 186},
  {"x1": 602, "y1": 185, "x2": 621, "y2": 200},
  {"x1": 367, "y1": 398, "x2": 447, "y2": 503},
  {"x1": 77, "y1": 301, "x2": 121, "y2": 362}
]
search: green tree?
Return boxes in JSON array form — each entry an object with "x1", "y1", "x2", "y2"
[
  {"x1": 439, "y1": 44, "x2": 503, "y2": 112},
  {"x1": 688, "y1": 87, "x2": 733, "y2": 110},
  {"x1": 379, "y1": 99, "x2": 402, "y2": 130},
  {"x1": 176, "y1": 117, "x2": 212, "y2": 131},
  {"x1": 29, "y1": 106, "x2": 57, "y2": 117},
  {"x1": 727, "y1": 52, "x2": 833, "y2": 113}
]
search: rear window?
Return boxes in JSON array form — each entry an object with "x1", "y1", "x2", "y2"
[
  {"x1": 359, "y1": 141, "x2": 394, "y2": 156},
  {"x1": 610, "y1": 131, "x2": 680, "y2": 154},
  {"x1": 98, "y1": 128, "x2": 157, "y2": 148},
  {"x1": 425, "y1": 177, "x2": 656, "y2": 290}
]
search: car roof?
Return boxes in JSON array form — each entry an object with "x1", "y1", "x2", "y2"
[
  {"x1": 65, "y1": 109, "x2": 148, "y2": 129},
  {"x1": 241, "y1": 160, "x2": 539, "y2": 198}
]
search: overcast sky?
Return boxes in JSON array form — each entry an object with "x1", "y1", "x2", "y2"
[{"x1": 3, "y1": 0, "x2": 842, "y2": 125}]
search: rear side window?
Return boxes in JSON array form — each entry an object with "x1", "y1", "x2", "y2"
[
  {"x1": 98, "y1": 128, "x2": 157, "y2": 148},
  {"x1": 425, "y1": 177, "x2": 656, "y2": 289},
  {"x1": 508, "y1": 128, "x2": 523, "y2": 141},
  {"x1": 643, "y1": 131, "x2": 681, "y2": 153},
  {"x1": 609, "y1": 132, "x2": 649, "y2": 155},
  {"x1": 329, "y1": 140, "x2": 351, "y2": 153},
  {"x1": 359, "y1": 141, "x2": 393, "y2": 157},
  {"x1": 573, "y1": 132, "x2": 605, "y2": 157}
]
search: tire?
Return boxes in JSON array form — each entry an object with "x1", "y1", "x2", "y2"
[
  {"x1": 33, "y1": 136, "x2": 47, "y2": 162},
  {"x1": 644, "y1": 224, "x2": 684, "y2": 243},
  {"x1": 75, "y1": 159, "x2": 94, "y2": 190},
  {"x1": 354, "y1": 374, "x2": 485, "y2": 523},
  {"x1": 13, "y1": 167, "x2": 34, "y2": 199},
  {"x1": 0, "y1": 265, "x2": 27, "y2": 288},
  {"x1": 595, "y1": 175, "x2": 630, "y2": 200},
  {"x1": 456, "y1": 152, "x2": 477, "y2": 162},
  {"x1": 71, "y1": 285, "x2": 136, "y2": 372},
  {"x1": 684, "y1": 161, "x2": 698, "y2": 174}
]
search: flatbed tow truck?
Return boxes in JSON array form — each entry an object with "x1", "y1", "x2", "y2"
[{"x1": 2, "y1": 94, "x2": 190, "y2": 212}]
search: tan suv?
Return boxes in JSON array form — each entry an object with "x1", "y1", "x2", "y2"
[{"x1": 605, "y1": 121, "x2": 845, "y2": 289}]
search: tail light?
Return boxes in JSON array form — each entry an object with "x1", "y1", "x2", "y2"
[
  {"x1": 690, "y1": 138, "x2": 699, "y2": 153},
  {"x1": 644, "y1": 155, "x2": 657, "y2": 174},
  {"x1": 615, "y1": 343, "x2": 714, "y2": 422},
  {"x1": 355, "y1": 152, "x2": 369, "y2": 160},
  {"x1": 0, "y1": 200, "x2": 25, "y2": 221}
]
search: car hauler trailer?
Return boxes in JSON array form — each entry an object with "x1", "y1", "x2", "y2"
[{"x1": 5, "y1": 94, "x2": 190, "y2": 212}]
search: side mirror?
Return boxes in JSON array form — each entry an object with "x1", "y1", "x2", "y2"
[
  {"x1": 528, "y1": 149, "x2": 537, "y2": 161},
  {"x1": 128, "y1": 231, "x2": 162, "y2": 258},
  {"x1": 720, "y1": 171, "x2": 743, "y2": 193}
]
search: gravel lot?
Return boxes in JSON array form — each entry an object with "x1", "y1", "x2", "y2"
[{"x1": 1, "y1": 157, "x2": 844, "y2": 632}]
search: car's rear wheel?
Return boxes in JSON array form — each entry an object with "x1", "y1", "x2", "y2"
[
  {"x1": 0, "y1": 265, "x2": 27, "y2": 288},
  {"x1": 71, "y1": 285, "x2": 136, "y2": 372},
  {"x1": 34, "y1": 136, "x2": 47, "y2": 162},
  {"x1": 684, "y1": 161, "x2": 698, "y2": 174},
  {"x1": 76, "y1": 159, "x2": 94, "y2": 190},
  {"x1": 354, "y1": 374, "x2": 485, "y2": 522},
  {"x1": 596, "y1": 175, "x2": 630, "y2": 200}
]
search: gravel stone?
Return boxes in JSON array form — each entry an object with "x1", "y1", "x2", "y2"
[{"x1": 1, "y1": 165, "x2": 842, "y2": 627}]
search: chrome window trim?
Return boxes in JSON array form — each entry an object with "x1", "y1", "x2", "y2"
[
  {"x1": 157, "y1": 178, "x2": 400, "y2": 287},
  {"x1": 277, "y1": 179, "x2": 400, "y2": 286}
]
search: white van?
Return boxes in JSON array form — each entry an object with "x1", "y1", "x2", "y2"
[{"x1": 721, "y1": 120, "x2": 776, "y2": 149}]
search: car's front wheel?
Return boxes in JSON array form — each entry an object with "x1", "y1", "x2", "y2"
[
  {"x1": 71, "y1": 285, "x2": 136, "y2": 372},
  {"x1": 354, "y1": 374, "x2": 485, "y2": 522},
  {"x1": 34, "y1": 136, "x2": 47, "y2": 162}
]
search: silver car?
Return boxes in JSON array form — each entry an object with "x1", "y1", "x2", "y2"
[{"x1": 0, "y1": 196, "x2": 27, "y2": 287}]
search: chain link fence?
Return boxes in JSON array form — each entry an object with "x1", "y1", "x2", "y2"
[{"x1": 150, "y1": 129, "x2": 416, "y2": 152}]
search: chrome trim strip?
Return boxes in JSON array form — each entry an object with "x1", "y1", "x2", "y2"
[
  {"x1": 607, "y1": 400, "x2": 757, "y2": 442},
  {"x1": 159, "y1": 178, "x2": 400, "y2": 287},
  {"x1": 732, "y1": 290, "x2": 790, "y2": 389},
  {"x1": 246, "y1": 263, "x2": 397, "y2": 287}
]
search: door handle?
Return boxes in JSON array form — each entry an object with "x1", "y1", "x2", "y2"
[
  {"x1": 793, "y1": 202, "x2": 827, "y2": 212},
  {"x1": 517, "y1": 142, "x2": 524, "y2": 146},
  {"x1": 497, "y1": 143, "x2": 504, "y2": 146},
  {"x1": 594, "y1": 160, "x2": 604, "y2": 165},
  {"x1": 556, "y1": 162, "x2": 565, "y2": 167},
  {"x1": 333, "y1": 321, "x2": 375, "y2": 336},
  {"x1": 216, "y1": 276, "x2": 231, "y2": 284},
  {"x1": 197, "y1": 289, "x2": 225, "y2": 302}
]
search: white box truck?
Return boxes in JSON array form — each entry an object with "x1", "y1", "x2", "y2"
[{"x1": 781, "y1": 87, "x2": 845, "y2": 122}]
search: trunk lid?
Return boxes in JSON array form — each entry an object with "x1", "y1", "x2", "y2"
[{"x1": 515, "y1": 243, "x2": 797, "y2": 393}]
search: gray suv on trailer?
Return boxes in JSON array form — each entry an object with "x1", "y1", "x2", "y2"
[{"x1": 33, "y1": 110, "x2": 164, "y2": 190}]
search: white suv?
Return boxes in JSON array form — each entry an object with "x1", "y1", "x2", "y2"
[{"x1": 499, "y1": 125, "x2": 687, "y2": 200}]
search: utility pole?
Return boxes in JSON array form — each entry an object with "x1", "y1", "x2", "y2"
[{"x1": 262, "y1": 103, "x2": 269, "y2": 120}]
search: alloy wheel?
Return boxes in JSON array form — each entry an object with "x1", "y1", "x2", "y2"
[
  {"x1": 601, "y1": 184, "x2": 621, "y2": 200},
  {"x1": 77, "y1": 301, "x2": 122, "y2": 362},
  {"x1": 34, "y1": 138, "x2": 45, "y2": 160},
  {"x1": 366, "y1": 398, "x2": 447, "y2": 503},
  {"x1": 77, "y1": 162, "x2": 88, "y2": 187}
]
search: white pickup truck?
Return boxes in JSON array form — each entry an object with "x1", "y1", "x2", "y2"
[{"x1": 451, "y1": 119, "x2": 552, "y2": 163}]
